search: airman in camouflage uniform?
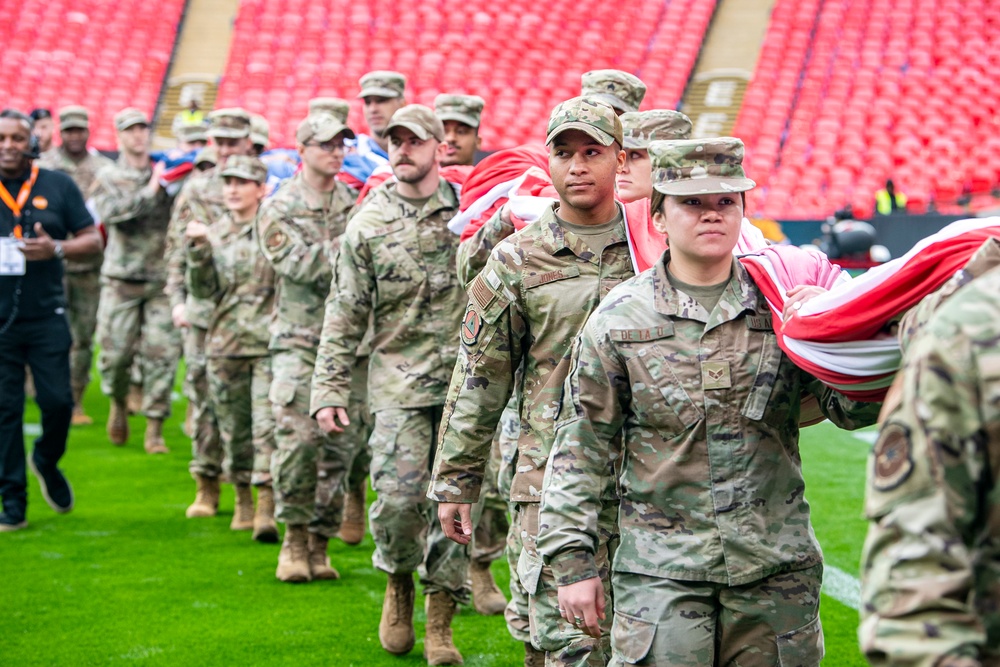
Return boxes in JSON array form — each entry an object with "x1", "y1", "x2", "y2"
[
  {"x1": 249, "y1": 113, "x2": 269, "y2": 156},
  {"x1": 431, "y1": 97, "x2": 633, "y2": 667},
  {"x1": 860, "y1": 237, "x2": 1000, "y2": 666},
  {"x1": 580, "y1": 70, "x2": 646, "y2": 115},
  {"x1": 537, "y1": 138, "x2": 881, "y2": 666},
  {"x1": 312, "y1": 105, "x2": 468, "y2": 665},
  {"x1": 308, "y1": 95, "x2": 374, "y2": 547},
  {"x1": 430, "y1": 92, "x2": 509, "y2": 616},
  {"x1": 38, "y1": 105, "x2": 112, "y2": 425},
  {"x1": 435, "y1": 94, "x2": 484, "y2": 168},
  {"x1": 185, "y1": 155, "x2": 277, "y2": 540},
  {"x1": 164, "y1": 108, "x2": 254, "y2": 518},
  {"x1": 309, "y1": 97, "x2": 351, "y2": 124},
  {"x1": 255, "y1": 112, "x2": 367, "y2": 583},
  {"x1": 91, "y1": 108, "x2": 181, "y2": 454},
  {"x1": 617, "y1": 110, "x2": 692, "y2": 204}
]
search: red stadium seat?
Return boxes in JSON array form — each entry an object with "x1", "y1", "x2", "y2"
[{"x1": 215, "y1": 0, "x2": 716, "y2": 150}]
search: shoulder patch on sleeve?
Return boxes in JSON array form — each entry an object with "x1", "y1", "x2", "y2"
[
  {"x1": 470, "y1": 274, "x2": 497, "y2": 311},
  {"x1": 871, "y1": 422, "x2": 914, "y2": 492},
  {"x1": 461, "y1": 304, "x2": 483, "y2": 346},
  {"x1": 264, "y1": 226, "x2": 288, "y2": 251}
]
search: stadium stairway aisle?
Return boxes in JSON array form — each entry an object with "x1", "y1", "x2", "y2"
[
  {"x1": 680, "y1": 0, "x2": 775, "y2": 138},
  {"x1": 154, "y1": 0, "x2": 241, "y2": 147}
]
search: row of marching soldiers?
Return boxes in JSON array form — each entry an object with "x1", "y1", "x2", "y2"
[{"x1": 55, "y1": 65, "x2": 846, "y2": 667}]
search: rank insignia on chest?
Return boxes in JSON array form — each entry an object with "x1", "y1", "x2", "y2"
[
  {"x1": 461, "y1": 306, "x2": 483, "y2": 346},
  {"x1": 702, "y1": 361, "x2": 732, "y2": 389}
]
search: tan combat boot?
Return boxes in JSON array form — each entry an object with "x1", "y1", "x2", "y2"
[
  {"x1": 276, "y1": 524, "x2": 312, "y2": 583},
  {"x1": 71, "y1": 388, "x2": 93, "y2": 426},
  {"x1": 307, "y1": 532, "x2": 340, "y2": 580},
  {"x1": 469, "y1": 561, "x2": 507, "y2": 615},
  {"x1": 126, "y1": 383, "x2": 143, "y2": 415},
  {"x1": 144, "y1": 418, "x2": 169, "y2": 454},
  {"x1": 252, "y1": 485, "x2": 279, "y2": 543},
  {"x1": 424, "y1": 592, "x2": 464, "y2": 665},
  {"x1": 231, "y1": 484, "x2": 254, "y2": 531},
  {"x1": 338, "y1": 479, "x2": 367, "y2": 545},
  {"x1": 524, "y1": 643, "x2": 545, "y2": 667},
  {"x1": 379, "y1": 573, "x2": 416, "y2": 654},
  {"x1": 185, "y1": 474, "x2": 220, "y2": 518},
  {"x1": 107, "y1": 399, "x2": 128, "y2": 445}
]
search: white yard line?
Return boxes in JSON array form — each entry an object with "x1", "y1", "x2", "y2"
[
  {"x1": 823, "y1": 564, "x2": 861, "y2": 610},
  {"x1": 851, "y1": 430, "x2": 879, "y2": 445}
]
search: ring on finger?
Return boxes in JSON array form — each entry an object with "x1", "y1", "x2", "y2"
[{"x1": 573, "y1": 616, "x2": 583, "y2": 626}]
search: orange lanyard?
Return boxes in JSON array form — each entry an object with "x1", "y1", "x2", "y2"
[{"x1": 0, "y1": 164, "x2": 39, "y2": 239}]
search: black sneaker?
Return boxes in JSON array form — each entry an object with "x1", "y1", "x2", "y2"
[
  {"x1": 0, "y1": 511, "x2": 27, "y2": 532},
  {"x1": 28, "y1": 457, "x2": 74, "y2": 514}
]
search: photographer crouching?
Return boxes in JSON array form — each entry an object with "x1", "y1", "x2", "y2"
[{"x1": 0, "y1": 109, "x2": 102, "y2": 532}]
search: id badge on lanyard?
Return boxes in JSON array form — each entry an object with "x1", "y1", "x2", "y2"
[{"x1": 0, "y1": 164, "x2": 38, "y2": 276}]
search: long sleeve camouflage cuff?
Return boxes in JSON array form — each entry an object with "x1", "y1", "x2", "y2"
[
  {"x1": 549, "y1": 551, "x2": 600, "y2": 587},
  {"x1": 308, "y1": 393, "x2": 349, "y2": 418},
  {"x1": 427, "y1": 476, "x2": 482, "y2": 504},
  {"x1": 186, "y1": 242, "x2": 212, "y2": 265}
]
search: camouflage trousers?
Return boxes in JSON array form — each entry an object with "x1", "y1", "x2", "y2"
[
  {"x1": 516, "y1": 501, "x2": 616, "y2": 667},
  {"x1": 65, "y1": 268, "x2": 101, "y2": 401},
  {"x1": 185, "y1": 325, "x2": 222, "y2": 479},
  {"x1": 369, "y1": 406, "x2": 470, "y2": 603},
  {"x1": 270, "y1": 349, "x2": 370, "y2": 537},
  {"x1": 608, "y1": 564, "x2": 824, "y2": 666},
  {"x1": 96, "y1": 278, "x2": 181, "y2": 419},
  {"x1": 207, "y1": 355, "x2": 275, "y2": 486}
]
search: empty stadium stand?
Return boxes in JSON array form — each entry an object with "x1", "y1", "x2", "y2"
[
  {"x1": 214, "y1": 0, "x2": 717, "y2": 150},
  {"x1": 1, "y1": 0, "x2": 186, "y2": 151},
  {"x1": 735, "y1": 0, "x2": 1000, "y2": 220}
]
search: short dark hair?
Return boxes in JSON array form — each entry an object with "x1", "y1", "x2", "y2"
[
  {"x1": 0, "y1": 109, "x2": 34, "y2": 131},
  {"x1": 29, "y1": 108, "x2": 52, "y2": 121}
]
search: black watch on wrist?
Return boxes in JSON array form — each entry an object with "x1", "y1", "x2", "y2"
[{"x1": 53, "y1": 241, "x2": 64, "y2": 260}]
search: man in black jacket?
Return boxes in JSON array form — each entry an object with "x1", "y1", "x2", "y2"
[{"x1": 0, "y1": 109, "x2": 102, "y2": 531}]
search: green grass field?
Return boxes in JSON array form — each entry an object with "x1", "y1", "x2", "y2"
[{"x1": 2, "y1": 383, "x2": 876, "y2": 666}]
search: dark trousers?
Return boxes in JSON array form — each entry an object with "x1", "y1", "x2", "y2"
[{"x1": 0, "y1": 314, "x2": 73, "y2": 516}]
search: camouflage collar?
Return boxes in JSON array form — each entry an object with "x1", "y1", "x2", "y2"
[
  {"x1": 290, "y1": 172, "x2": 352, "y2": 212},
  {"x1": 375, "y1": 177, "x2": 459, "y2": 220},
  {"x1": 653, "y1": 254, "x2": 760, "y2": 325},
  {"x1": 115, "y1": 154, "x2": 151, "y2": 178},
  {"x1": 539, "y1": 202, "x2": 627, "y2": 263}
]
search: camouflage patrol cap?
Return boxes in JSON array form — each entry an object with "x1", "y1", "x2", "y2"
[
  {"x1": 296, "y1": 112, "x2": 356, "y2": 145},
  {"x1": 308, "y1": 97, "x2": 351, "y2": 124},
  {"x1": 207, "y1": 108, "x2": 252, "y2": 139},
  {"x1": 581, "y1": 70, "x2": 646, "y2": 113},
  {"x1": 194, "y1": 146, "x2": 217, "y2": 168},
  {"x1": 384, "y1": 105, "x2": 444, "y2": 142},
  {"x1": 58, "y1": 105, "x2": 90, "y2": 131},
  {"x1": 621, "y1": 110, "x2": 692, "y2": 149},
  {"x1": 649, "y1": 137, "x2": 756, "y2": 196},
  {"x1": 357, "y1": 71, "x2": 407, "y2": 99},
  {"x1": 545, "y1": 97, "x2": 623, "y2": 147},
  {"x1": 176, "y1": 122, "x2": 208, "y2": 143},
  {"x1": 434, "y1": 94, "x2": 485, "y2": 129},
  {"x1": 249, "y1": 113, "x2": 270, "y2": 149},
  {"x1": 220, "y1": 155, "x2": 268, "y2": 183},
  {"x1": 114, "y1": 108, "x2": 148, "y2": 132}
]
